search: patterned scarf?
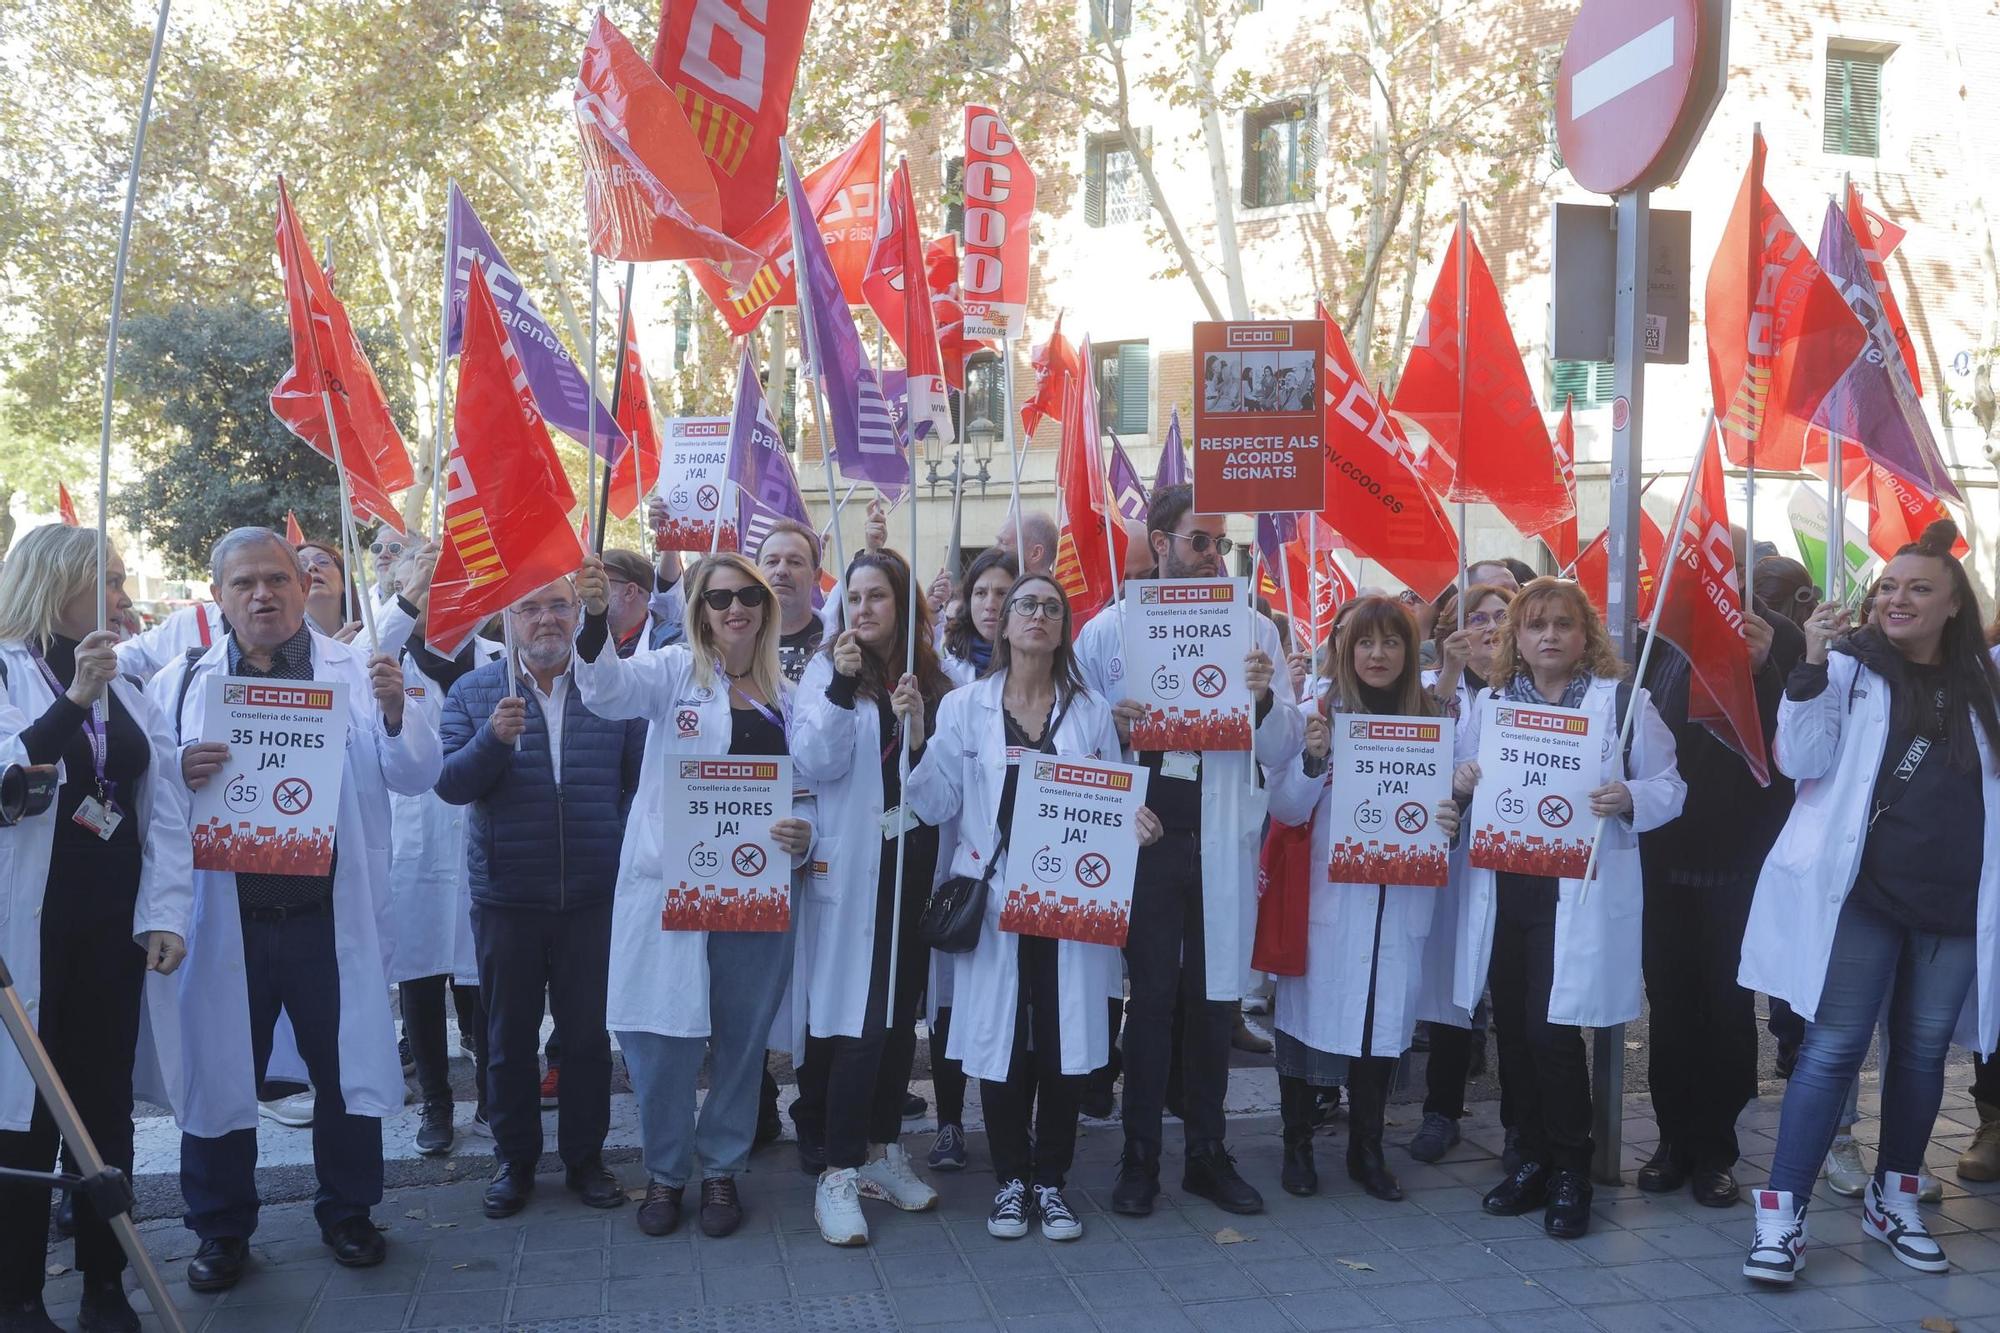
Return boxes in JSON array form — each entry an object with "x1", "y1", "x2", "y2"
[{"x1": 1500, "y1": 669, "x2": 1591, "y2": 709}]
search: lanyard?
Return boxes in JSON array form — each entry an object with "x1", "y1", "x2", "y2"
[
  {"x1": 29, "y1": 641, "x2": 108, "y2": 795},
  {"x1": 728, "y1": 680, "x2": 785, "y2": 731}
]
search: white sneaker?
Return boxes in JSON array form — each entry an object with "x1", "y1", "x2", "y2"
[
  {"x1": 257, "y1": 1090, "x2": 315, "y2": 1128},
  {"x1": 857, "y1": 1143, "x2": 938, "y2": 1211},
  {"x1": 815, "y1": 1167, "x2": 868, "y2": 1246},
  {"x1": 1743, "y1": 1189, "x2": 1806, "y2": 1284},
  {"x1": 1825, "y1": 1136, "x2": 1869, "y2": 1197},
  {"x1": 1035, "y1": 1184, "x2": 1082, "y2": 1241},
  {"x1": 1863, "y1": 1171, "x2": 1948, "y2": 1273},
  {"x1": 987, "y1": 1178, "x2": 1029, "y2": 1239}
]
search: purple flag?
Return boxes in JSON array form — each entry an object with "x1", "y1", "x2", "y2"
[
  {"x1": 1813, "y1": 203, "x2": 1960, "y2": 502},
  {"x1": 781, "y1": 145, "x2": 908, "y2": 491},
  {"x1": 1106, "y1": 432, "x2": 1149, "y2": 523},
  {"x1": 1255, "y1": 512, "x2": 1300, "y2": 570},
  {"x1": 1153, "y1": 405, "x2": 1190, "y2": 491},
  {"x1": 445, "y1": 185, "x2": 625, "y2": 460},
  {"x1": 731, "y1": 349, "x2": 811, "y2": 558}
]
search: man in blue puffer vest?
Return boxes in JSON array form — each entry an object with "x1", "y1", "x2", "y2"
[{"x1": 435, "y1": 576, "x2": 644, "y2": 1220}]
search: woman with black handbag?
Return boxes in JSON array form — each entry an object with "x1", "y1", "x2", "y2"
[{"x1": 907, "y1": 575, "x2": 1160, "y2": 1242}]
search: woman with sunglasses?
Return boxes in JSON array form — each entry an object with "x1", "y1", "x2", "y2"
[
  {"x1": 574, "y1": 552, "x2": 812, "y2": 1240},
  {"x1": 792, "y1": 550, "x2": 951, "y2": 1246},
  {"x1": 1405, "y1": 582, "x2": 1516, "y2": 1168},
  {"x1": 1270, "y1": 597, "x2": 1459, "y2": 1202},
  {"x1": 1452, "y1": 578, "x2": 1683, "y2": 1239},
  {"x1": 908, "y1": 576, "x2": 1160, "y2": 1240}
]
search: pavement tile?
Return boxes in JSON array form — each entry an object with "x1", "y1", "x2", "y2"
[
  {"x1": 1489, "y1": 1309, "x2": 1602, "y2": 1333},
  {"x1": 694, "y1": 1229, "x2": 783, "y2": 1266},
  {"x1": 1582, "y1": 1300, "x2": 1688, "y2": 1332},
  {"x1": 893, "y1": 1280, "x2": 993, "y2": 1325},
  {"x1": 1285, "y1": 1221, "x2": 1384, "y2": 1256},
  {"x1": 515, "y1": 1244, "x2": 607, "y2": 1285},
  {"x1": 1359, "y1": 1279, "x2": 1475, "y2": 1321},
  {"x1": 1182, "y1": 1296, "x2": 1297, "y2": 1332},
  {"x1": 1319, "y1": 1247, "x2": 1429, "y2": 1286},
  {"x1": 301, "y1": 1294, "x2": 412, "y2": 1332},
  {"x1": 700, "y1": 1259, "x2": 789, "y2": 1305},
  {"x1": 1482, "y1": 1235, "x2": 1593, "y2": 1272},
  {"x1": 1238, "y1": 1255, "x2": 1343, "y2": 1295},
  {"x1": 1656, "y1": 1293, "x2": 1792, "y2": 1333},
  {"x1": 604, "y1": 1274, "x2": 701, "y2": 1311},
  {"x1": 417, "y1": 1253, "x2": 511, "y2": 1291},
  {"x1": 1742, "y1": 1287, "x2": 1882, "y2": 1330},
  {"x1": 881, "y1": 1250, "x2": 975, "y2": 1286},
  {"x1": 406, "y1": 1288, "x2": 507, "y2": 1327},
  {"x1": 213, "y1": 1263, "x2": 330, "y2": 1306},
  {"x1": 1075, "y1": 1268, "x2": 1179, "y2": 1309},
  {"x1": 1521, "y1": 1266, "x2": 1641, "y2": 1306},
  {"x1": 201, "y1": 1301, "x2": 313, "y2": 1332},
  {"x1": 1367, "y1": 1215, "x2": 1470, "y2": 1250},
  {"x1": 1447, "y1": 1275, "x2": 1563, "y2": 1314},
  {"x1": 608, "y1": 1236, "x2": 695, "y2": 1277},
  {"x1": 1598, "y1": 1259, "x2": 1725, "y2": 1300},
  {"x1": 506, "y1": 1278, "x2": 602, "y2": 1322},
  {"x1": 785, "y1": 1255, "x2": 883, "y2": 1295},
  {"x1": 999, "y1": 1316, "x2": 1102, "y2": 1333},
  {"x1": 1826, "y1": 1277, "x2": 1955, "y2": 1324},
  {"x1": 1409, "y1": 1242, "x2": 1520, "y2": 1283},
  {"x1": 1132, "y1": 1233, "x2": 1231, "y2": 1270},
  {"x1": 1272, "y1": 1290, "x2": 1391, "y2": 1330},
  {"x1": 964, "y1": 1241, "x2": 1063, "y2": 1279},
  {"x1": 1156, "y1": 1263, "x2": 1261, "y2": 1303},
  {"x1": 984, "y1": 1276, "x2": 1085, "y2": 1316},
  {"x1": 1048, "y1": 1237, "x2": 1144, "y2": 1274}
]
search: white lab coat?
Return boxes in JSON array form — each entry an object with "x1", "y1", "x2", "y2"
[
  {"x1": 1073, "y1": 598, "x2": 1304, "y2": 1001},
  {"x1": 137, "y1": 629, "x2": 441, "y2": 1138},
  {"x1": 904, "y1": 673, "x2": 1123, "y2": 1081},
  {"x1": 940, "y1": 647, "x2": 982, "y2": 688},
  {"x1": 1455, "y1": 677, "x2": 1685, "y2": 1029},
  {"x1": 117, "y1": 603, "x2": 225, "y2": 683},
  {"x1": 574, "y1": 640, "x2": 808, "y2": 1039},
  {"x1": 1739, "y1": 650, "x2": 2000, "y2": 1055},
  {"x1": 1264, "y1": 696, "x2": 1438, "y2": 1059},
  {"x1": 1413, "y1": 671, "x2": 1474, "y2": 1028},
  {"x1": 0, "y1": 644, "x2": 193, "y2": 1132},
  {"x1": 384, "y1": 638, "x2": 499, "y2": 986}
]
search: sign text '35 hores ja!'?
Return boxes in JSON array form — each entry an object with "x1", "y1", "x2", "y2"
[
  {"x1": 1121, "y1": 578, "x2": 1251, "y2": 751},
  {"x1": 190, "y1": 677, "x2": 350, "y2": 875},
  {"x1": 663, "y1": 756, "x2": 793, "y2": 932},
  {"x1": 999, "y1": 756, "x2": 1151, "y2": 948},
  {"x1": 1327, "y1": 714, "x2": 1456, "y2": 887},
  {"x1": 1468, "y1": 697, "x2": 1598, "y2": 879},
  {"x1": 1192, "y1": 320, "x2": 1324, "y2": 515},
  {"x1": 654, "y1": 417, "x2": 739, "y2": 551}
]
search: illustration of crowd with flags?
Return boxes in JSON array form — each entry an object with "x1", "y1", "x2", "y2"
[{"x1": 8, "y1": 0, "x2": 2000, "y2": 1320}]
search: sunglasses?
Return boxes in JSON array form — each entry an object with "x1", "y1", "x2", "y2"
[
  {"x1": 370, "y1": 538, "x2": 407, "y2": 559},
  {"x1": 699, "y1": 586, "x2": 771, "y2": 611},
  {"x1": 1466, "y1": 610, "x2": 1505, "y2": 629},
  {"x1": 1008, "y1": 596, "x2": 1065, "y2": 621},
  {"x1": 1168, "y1": 531, "x2": 1235, "y2": 557}
]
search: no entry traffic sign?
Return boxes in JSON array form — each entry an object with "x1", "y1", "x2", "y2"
[{"x1": 1555, "y1": 0, "x2": 1727, "y2": 194}]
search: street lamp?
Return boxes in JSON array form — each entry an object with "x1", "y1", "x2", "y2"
[{"x1": 926, "y1": 416, "x2": 997, "y2": 499}]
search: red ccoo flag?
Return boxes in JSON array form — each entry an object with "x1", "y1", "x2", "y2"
[
  {"x1": 284, "y1": 509, "x2": 306, "y2": 545},
  {"x1": 425, "y1": 264, "x2": 587, "y2": 655},
  {"x1": 1316, "y1": 303, "x2": 1460, "y2": 600},
  {"x1": 1393, "y1": 225, "x2": 1572, "y2": 538},
  {"x1": 56, "y1": 484, "x2": 79, "y2": 527},
  {"x1": 1051, "y1": 342, "x2": 1126, "y2": 627},
  {"x1": 1574, "y1": 489, "x2": 1666, "y2": 623},
  {"x1": 1704, "y1": 131, "x2": 1867, "y2": 474},
  {"x1": 1021, "y1": 313, "x2": 1078, "y2": 439},
  {"x1": 605, "y1": 288, "x2": 662, "y2": 521},
  {"x1": 574, "y1": 13, "x2": 760, "y2": 292},
  {"x1": 1536, "y1": 396, "x2": 1580, "y2": 568},
  {"x1": 863, "y1": 158, "x2": 953, "y2": 445},
  {"x1": 270, "y1": 179, "x2": 414, "y2": 528}
]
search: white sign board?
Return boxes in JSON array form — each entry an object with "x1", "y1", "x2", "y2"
[
  {"x1": 663, "y1": 756, "x2": 793, "y2": 932},
  {"x1": 998, "y1": 756, "x2": 1150, "y2": 947},
  {"x1": 1468, "y1": 697, "x2": 1598, "y2": 879},
  {"x1": 1326, "y1": 714, "x2": 1455, "y2": 887},
  {"x1": 191, "y1": 676, "x2": 350, "y2": 875},
  {"x1": 655, "y1": 416, "x2": 739, "y2": 552},
  {"x1": 1120, "y1": 578, "x2": 1251, "y2": 751}
]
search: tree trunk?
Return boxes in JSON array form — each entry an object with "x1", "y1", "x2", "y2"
[
  {"x1": 1189, "y1": 0, "x2": 1249, "y2": 319},
  {"x1": 1103, "y1": 43, "x2": 1226, "y2": 323},
  {"x1": 1387, "y1": 158, "x2": 1432, "y2": 385},
  {"x1": 359, "y1": 195, "x2": 436, "y2": 534},
  {"x1": 1351, "y1": 0, "x2": 1393, "y2": 354}
]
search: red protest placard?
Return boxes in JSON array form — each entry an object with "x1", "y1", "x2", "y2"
[{"x1": 1192, "y1": 320, "x2": 1325, "y2": 514}]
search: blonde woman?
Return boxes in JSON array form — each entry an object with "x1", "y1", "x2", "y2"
[
  {"x1": 575, "y1": 552, "x2": 812, "y2": 1241},
  {"x1": 0, "y1": 525, "x2": 189, "y2": 1332}
]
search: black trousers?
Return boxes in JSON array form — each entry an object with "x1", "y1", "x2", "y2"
[
  {"x1": 1424, "y1": 1024, "x2": 1473, "y2": 1120},
  {"x1": 1488, "y1": 877, "x2": 1593, "y2": 1173},
  {"x1": 0, "y1": 867, "x2": 144, "y2": 1300},
  {"x1": 932, "y1": 1006, "x2": 966, "y2": 1127},
  {"x1": 471, "y1": 899, "x2": 612, "y2": 1171},
  {"x1": 1123, "y1": 830, "x2": 1233, "y2": 1152},
  {"x1": 401, "y1": 976, "x2": 487, "y2": 1117},
  {"x1": 796, "y1": 834, "x2": 933, "y2": 1170},
  {"x1": 1977, "y1": 1054, "x2": 2000, "y2": 1106},
  {"x1": 981, "y1": 936, "x2": 1080, "y2": 1186},
  {"x1": 1641, "y1": 873, "x2": 1758, "y2": 1170}
]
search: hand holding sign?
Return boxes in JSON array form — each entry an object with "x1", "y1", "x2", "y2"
[
  {"x1": 1589, "y1": 781, "x2": 1633, "y2": 817},
  {"x1": 770, "y1": 817, "x2": 811, "y2": 858},
  {"x1": 181, "y1": 742, "x2": 230, "y2": 791},
  {"x1": 1243, "y1": 649, "x2": 1274, "y2": 702},
  {"x1": 368, "y1": 653, "x2": 405, "y2": 729}
]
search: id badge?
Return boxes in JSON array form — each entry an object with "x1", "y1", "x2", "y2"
[
  {"x1": 1161, "y1": 751, "x2": 1201, "y2": 782},
  {"x1": 73, "y1": 797, "x2": 122, "y2": 841},
  {"x1": 880, "y1": 804, "x2": 920, "y2": 838}
]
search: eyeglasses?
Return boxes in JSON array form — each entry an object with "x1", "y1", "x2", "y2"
[
  {"x1": 1008, "y1": 596, "x2": 1065, "y2": 621},
  {"x1": 512, "y1": 601, "x2": 578, "y2": 622},
  {"x1": 1395, "y1": 590, "x2": 1424, "y2": 606},
  {"x1": 699, "y1": 586, "x2": 771, "y2": 611},
  {"x1": 370, "y1": 537, "x2": 406, "y2": 559},
  {"x1": 1466, "y1": 611, "x2": 1505, "y2": 629},
  {"x1": 1168, "y1": 531, "x2": 1235, "y2": 557}
]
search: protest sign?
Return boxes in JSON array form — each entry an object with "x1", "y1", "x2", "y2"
[
  {"x1": 654, "y1": 416, "x2": 740, "y2": 551},
  {"x1": 998, "y1": 756, "x2": 1150, "y2": 947},
  {"x1": 662, "y1": 756, "x2": 793, "y2": 932},
  {"x1": 190, "y1": 676, "x2": 349, "y2": 875},
  {"x1": 1468, "y1": 696, "x2": 1597, "y2": 878},
  {"x1": 1326, "y1": 714, "x2": 1455, "y2": 887},
  {"x1": 1121, "y1": 578, "x2": 1251, "y2": 751},
  {"x1": 1192, "y1": 320, "x2": 1325, "y2": 514}
]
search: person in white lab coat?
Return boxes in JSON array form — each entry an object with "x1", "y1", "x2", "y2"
[
  {"x1": 1072, "y1": 484, "x2": 1304, "y2": 1219},
  {"x1": 1268, "y1": 596, "x2": 1461, "y2": 1204},
  {"x1": 1452, "y1": 578, "x2": 1683, "y2": 1241},
  {"x1": 0, "y1": 526, "x2": 190, "y2": 1333},
  {"x1": 573, "y1": 552, "x2": 812, "y2": 1241},
  {"x1": 142, "y1": 527, "x2": 440, "y2": 1293},
  {"x1": 1741, "y1": 521, "x2": 2000, "y2": 1285},
  {"x1": 790, "y1": 549, "x2": 949, "y2": 1247},
  {"x1": 907, "y1": 574, "x2": 1161, "y2": 1242}
]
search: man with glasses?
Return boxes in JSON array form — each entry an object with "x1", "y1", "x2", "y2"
[
  {"x1": 1073, "y1": 484, "x2": 1303, "y2": 1218},
  {"x1": 435, "y1": 578, "x2": 646, "y2": 1220}
]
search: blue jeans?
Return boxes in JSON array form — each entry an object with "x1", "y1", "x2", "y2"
[
  {"x1": 181, "y1": 907, "x2": 384, "y2": 1239},
  {"x1": 1768, "y1": 898, "x2": 1977, "y2": 1197},
  {"x1": 618, "y1": 926, "x2": 792, "y2": 1187}
]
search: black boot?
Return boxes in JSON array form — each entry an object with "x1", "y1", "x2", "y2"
[
  {"x1": 1111, "y1": 1139, "x2": 1160, "y2": 1216},
  {"x1": 1183, "y1": 1140, "x2": 1264, "y2": 1215},
  {"x1": 1278, "y1": 1075, "x2": 1319, "y2": 1197},
  {"x1": 1343, "y1": 1057, "x2": 1403, "y2": 1202},
  {"x1": 1636, "y1": 1140, "x2": 1685, "y2": 1193}
]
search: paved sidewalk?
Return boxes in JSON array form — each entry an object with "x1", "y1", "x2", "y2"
[{"x1": 54, "y1": 1065, "x2": 2000, "y2": 1332}]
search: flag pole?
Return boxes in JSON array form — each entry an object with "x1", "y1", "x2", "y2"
[
  {"x1": 1455, "y1": 200, "x2": 1469, "y2": 632},
  {"x1": 597, "y1": 262, "x2": 638, "y2": 553},
  {"x1": 1740, "y1": 125, "x2": 1761, "y2": 607},
  {"x1": 432, "y1": 181, "x2": 455, "y2": 540},
  {"x1": 1576, "y1": 410, "x2": 1715, "y2": 905},
  {"x1": 1825, "y1": 171, "x2": 1850, "y2": 606},
  {"x1": 1001, "y1": 347, "x2": 1027, "y2": 561},
  {"x1": 1307, "y1": 518, "x2": 1321, "y2": 654},
  {"x1": 780, "y1": 138, "x2": 850, "y2": 599},
  {"x1": 501, "y1": 606, "x2": 522, "y2": 752},
  {"x1": 586, "y1": 254, "x2": 601, "y2": 547},
  {"x1": 885, "y1": 393, "x2": 921, "y2": 1044},
  {"x1": 1276, "y1": 518, "x2": 1299, "y2": 647},
  {"x1": 321, "y1": 392, "x2": 379, "y2": 653},
  {"x1": 1097, "y1": 427, "x2": 1123, "y2": 604}
]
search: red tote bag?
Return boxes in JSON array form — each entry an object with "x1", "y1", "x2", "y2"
[{"x1": 1251, "y1": 819, "x2": 1314, "y2": 977}]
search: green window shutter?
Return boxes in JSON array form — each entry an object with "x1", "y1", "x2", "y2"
[
  {"x1": 1593, "y1": 361, "x2": 1617, "y2": 404},
  {"x1": 1824, "y1": 52, "x2": 1885, "y2": 157},
  {"x1": 1550, "y1": 360, "x2": 1592, "y2": 410},
  {"x1": 1085, "y1": 140, "x2": 1105, "y2": 228},
  {"x1": 1116, "y1": 343, "x2": 1150, "y2": 434}
]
